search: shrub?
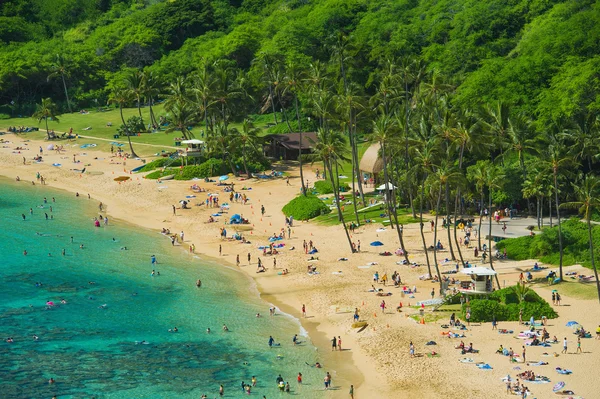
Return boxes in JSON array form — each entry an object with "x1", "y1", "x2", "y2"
[
  {"x1": 314, "y1": 180, "x2": 350, "y2": 194},
  {"x1": 0, "y1": 113, "x2": 10, "y2": 120},
  {"x1": 174, "y1": 159, "x2": 228, "y2": 180},
  {"x1": 496, "y1": 218, "x2": 599, "y2": 269},
  {"x1": 145, "y1": 169, "x2": 175, "y2": 179},
  {"x1": 139, "y1": 157, "x2": 185, "y2": 172},
  {"x1": 463, "y1": 285, "x2": 557, "y2": 322},
  {"x1": 282, "y1": 195, "x2": 331, "y2": 220}
]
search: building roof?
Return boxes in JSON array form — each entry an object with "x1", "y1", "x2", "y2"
[
  {"x1": 269, "y1": 132, "x2": 318, "y2": 150},
  {"x1": 359, "y1": 142, "x2": 383, "y2": 174},
  {"x1": 461, "y1": 267, "x2": 497, "y2": 276},
  {"x1": 181, "y1": 139, "x2": 204, "y2": 145}
]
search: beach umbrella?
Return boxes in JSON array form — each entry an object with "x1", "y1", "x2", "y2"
[
  {"x1": 370, "y1": 241, "x2": 384, "y2": 247},
  {"x1": 552, "y1": 382, "x2": 565, "y2": 392},
  {"x1": 565, "y1": 321, "x2": 579, "y2": 327},
  {"x1": 47, "y1": 144, "x2": 55, "y2": 150},
  {"x1": 185, "y1": 195, "x2": 196, "y2": 198},
  {"x1": 219, "y1": 175, "x2": 229, "y2": 181}
]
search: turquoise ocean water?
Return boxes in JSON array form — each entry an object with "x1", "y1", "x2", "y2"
[{"x1": 0, "y1": 177, "x2": 326, "y2": 398}]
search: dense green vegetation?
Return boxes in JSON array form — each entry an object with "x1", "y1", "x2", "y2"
[
  {"x1": 3, "y1": 0, "x2": 600, "y2": 300},
  {"x1": 462, "y1": 285, "x2": 557, "y2": 322},
  {"x1": 497, "y1": 218, "x2": 600, "y2": 269},
  {"x1": 282, "y1": 195, "x2": 331, "y2": 220}
]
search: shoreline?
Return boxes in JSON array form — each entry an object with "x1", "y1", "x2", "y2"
[{"x1": 0, "y1": 134, "x2": 375, "y2": 398}]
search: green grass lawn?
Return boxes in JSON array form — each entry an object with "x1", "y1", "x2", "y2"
[
  {"x1": 314, "y1": 192, "x2": 419, "y2": 226},
  {"x1": 537, "y1": 280, "x2": 599, "y2": 301}
]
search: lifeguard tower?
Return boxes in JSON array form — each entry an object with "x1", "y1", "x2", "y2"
[
  {"x1": 459, "y1": 267, "x2": 496, "y2": 295},
  {"x1": 178, "y1": 139, "x2": 204, "y2": 165}
]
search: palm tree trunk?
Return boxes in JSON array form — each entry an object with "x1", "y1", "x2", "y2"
[
  {"x1": 45, "y1": 117, "x2": 50, "y2": 139},
  {"x1": 554, "y1": 172, "x2": 564, "y2": 281},
  {"x1": 275, "y1": 91, "x2": 292, "y2": 133},
  {"x1": 488, "y1": 189, "x2": 501, "y2": 288},
  {"x1": 453, "y1": 190, "x2": 466, "y2": 267},
  {"x1": 269, "y1": 85, "x2": 278, "y2": 124},
  {"x1": 348, "y1": 122, "x2": 359, "y2": 224},
  {"x1": 149, "y1": 100, "x2": 157, "y2": 127},
  {"x1": 537, "y1": 197, "x2": 541, "y2": 229},
  {"x1": 137, "y1": 98, "x2": 143, "y2": 125},
  {"x1": 587, "y1": 217, "x2": 600, "y2": 303},
  {"x1": 549, "y1": 197, "x2": 553, "y2": 227},
  {"x1": 61, "y1": 73, "x2": 72, "y2": 113},
  {"x1": 445, "y1": 181, "x2": 456, "y2": 260},
  {"x1": 294, "y1": 95, "x2": 306, "y2": 196},
  {"x1": 432, "y1": 185, "x2": 443, "y2": 290},
  {"x1": 478, "y1": 192, "x2": 484, "y2": 250},
  {"x1": 353, "y1": 120, "x2": 366, "y2": 205},
  {"x1": 419, "y1": 175, "x2": 433, "y2": 278},
  {"x1": 328, "y1": 158, "x2": 353, "y2": 252},
  {"x1": 120, "y1": 105, "x2": 138, "y2": 158}
]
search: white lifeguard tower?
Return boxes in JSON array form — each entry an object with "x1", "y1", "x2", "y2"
[
  {"x1": 459, "y1": 267, "x2": 496, "y2": 294},
  {"x1": 179, "y1": 139, "x2": 204, "y2": 165}
]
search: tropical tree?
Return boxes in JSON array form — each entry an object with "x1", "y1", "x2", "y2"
[
  {"x1": 561, "y1": 175, "x2": 600, "y2": 303},
  {"x1": 191, "y1": 61, "x2": 217, "y2": 145},
  {"x1": 141, "y1": 71, "x2": 161, "y2": 128},
  {"x1": 467, "y1": 160, "x2": 490, "y2": 251},
  {"x1": 235, "y1": 119, "x2": 261, "y2": 177},
  {"x1": 108, "y1": 88, "x2": 138, "y2": 158},
  {"x1": 284, "y1": 60, "x2": 307, "y2": 196},
  {"x1": 485, "y1": 164, "x2": 504, "y2": 289},
  {"x1": 33, "y1": 98, "x2": 60, "y2": 140},
  {"x1": 47, "y1": 54, "x2": 72, "y2": 113},
  {"x1": 125, "y1": 69, "x2": 145, "y2": 125},
  {"x1": 164, "y1": 101, "x2": 196, "y2": 141}
]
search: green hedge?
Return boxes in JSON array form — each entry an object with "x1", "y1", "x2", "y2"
[
  {"x1": 138, "y1": 157, "x2": 185, "y2": 172},
  {"x1": 463, "y1": 286, "x2": 557, "y2": 322},
  {"x1": 174, "y1": 159, "x2": 228, "y2": 180},
  {"x1": 314, "y1": 180, "x2": 350, "y2": 194},
  {"x1": 496, "y1": 218, "x2": 598, "y2": 269},
  {"x1": 282, "y1": 195, "x2": 331, "y2": 220}
]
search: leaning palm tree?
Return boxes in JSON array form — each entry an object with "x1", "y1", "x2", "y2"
[
  {"x1": 308, "y1": 128, "x2": 354, "y2": 252},
  {"x1": 47, "y1": 54, "x2": 72, "y2": 113},
  {"x1": 108, "y1": 88, "x2": 138, "y2": 158},
  {"x1": 371, "y1": 115, "x2": 409, "y2": 262},
  {"x1": 33, "y1": 98, "x2": 60, "y2": 139},
  {"x1": 284, "y1": 60, "x2": 308, "y2": 196},
  {"x1": 485, "y1": 164, "x2": 504, "y2": 289},
  {"x1": 561, "y1": 175, "x2": 600, "y2": 303}
]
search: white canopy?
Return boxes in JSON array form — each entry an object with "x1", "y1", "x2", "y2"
[
  {"x1": 461, "y1": 267, "x2": 497, "y2": 276},
  {"x1": 181, "y1": 139, "x2": 204, "y2": 145},
  {"x1": 376, "y1": 182, "x2": 397, "y2": 191}
]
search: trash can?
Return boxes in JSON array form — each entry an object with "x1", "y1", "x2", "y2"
[{"x1": 113, "y1": 134, "x2": 119, "y2": 139}]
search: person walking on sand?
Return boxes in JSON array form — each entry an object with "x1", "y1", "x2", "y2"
[
  {"x1": 172, "y1": 205, "x2": 176, "y2": 216},
  {"x1": 380, "y1": 300, "x2": 386, "y2": 314},
  {"x1": 577, "y1": 336, "x2": 582, "y2": 353},
  {"x1": 236, "y1": 254, "x2": 240, "y2": 266},
  {"x1": 248, "y1": 252, "x2": 251, "y2": 264},
  {"x1": 219, "y1": 244, "x2": 222, "y2": 256},
  {"x1": 338, "y1": 336, "x2": 342, "y2": 351},
  {"x1": 431, "y1": 288, "x2": 435, "y2": 299},
  {"x1": 562, "y1": 337, "x2": 568, "y2": 354},
  {"x1": 302, "y1": 304, "x2": 306, "y2": 317},
  {"x1": 349, "y1": 384, "x2": 354, "y2": 399},
  {"x1": 331, "y1": 336, "x2": 337, "y2": 351},
  {"x1": 502, "y1": 222, "x2": 507, "y2": 235},
  {"x1": 522, "y1": 346, "x2": 526, "y2": 362},
  {"x1": 409, "y1": 341, "x2": 415, "y2": 358}
]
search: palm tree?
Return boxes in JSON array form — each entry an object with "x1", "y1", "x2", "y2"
[
  {"x1": 33, "y1": 98, "x2": 60, "y2": 139},
  {"x1": 141, "y1": 71, "x2": 161, "y2": 128},
  {"x1": 371, "y1": 115, "x2": 409, "y2": 262},
  {"x1": 467, "y1": 160, "x2": 490, "y2": 251},
  {"x1": 284, "y1": 60, "x2": 308, "y2": 196},
  {"x1": 481, "y1": 102, "x2": 510, "y2": 163},
  {"x1": 191, "y1": 61, "x2": 217, "y2": 146},
  {"x1": 236, "y1": 119, "x2": 261, "y2": 177},
  {"x1": 308, "y1": 128, "x2": 354, "y2": 252},
  {"x1": 485, "y1": 164, "x2": 504, "y2": 289},
  {"x1": 561, "y1": 175, "x2": 600, "y2": 303},
  {"x1": 108, "y1": 88, "x2": 138, "y2": 158},
  {"x1": 47, "y1": 54, "x2": 72, "y2": 113},
  {"x1": 522, "y1": 170, "x2": 546, "y2": 230},
  {"x1": 125, "y1": 70, "x2": 145, "y2": 125},
  {"x1": 255, "y1": 52, "x2": 280, "y2": 124},
  {"x1": 164, "y1": 101, "x2": 196, "y2": 141},
  {"x1": 547, "y1": 142, "x2": 572, "y2": 282}
]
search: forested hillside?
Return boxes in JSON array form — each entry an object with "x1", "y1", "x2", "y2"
[{"x1": 1, "y1": 0, "x2": 599, "y2": 123}]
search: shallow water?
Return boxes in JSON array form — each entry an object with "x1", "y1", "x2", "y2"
[{"x1": 0, "y1": 178, "x2": 326, "y2": 398}]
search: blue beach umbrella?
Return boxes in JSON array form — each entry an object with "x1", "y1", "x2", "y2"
[
  {"x1": 370, "y1": 241, "x2": 384, "y2": 247},
  {"x1": 219, "y1": 175, "x2": 229, "y2": 181},
  {"x1": 565, "y1": 321, "x2": 579, "y2": 327}
]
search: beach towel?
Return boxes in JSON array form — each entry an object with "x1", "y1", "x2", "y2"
[
  {"x1": 555, "y1": 368, "x2": 572, "y2": 375},
  {"x1": 529, "y1": 361, "x2": 548, "y2": 366},
  {"x1": 477, "y1": 364, "x2": 493, "y2": 370},
  {"x1": 459, "y1": 358, "x2": 474, "y2": 363},
  {"x1": 357, "y1": 265, "x2": 372, "y2": 269},
  {"x1": 426, "y1": 352, "x2": 440, "y2": 358}
]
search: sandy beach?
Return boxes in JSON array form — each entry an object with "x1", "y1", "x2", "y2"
[{"x1": 2, "y1": 134, "x2": 599, "y2": 399}]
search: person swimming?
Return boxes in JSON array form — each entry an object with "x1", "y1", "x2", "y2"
[
  {"x1": 222, "y1": 324, "x2": 229, "y2": 332},
  {"x1": 206, "y1": 328, "x2": 211, "y2": 333}
]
